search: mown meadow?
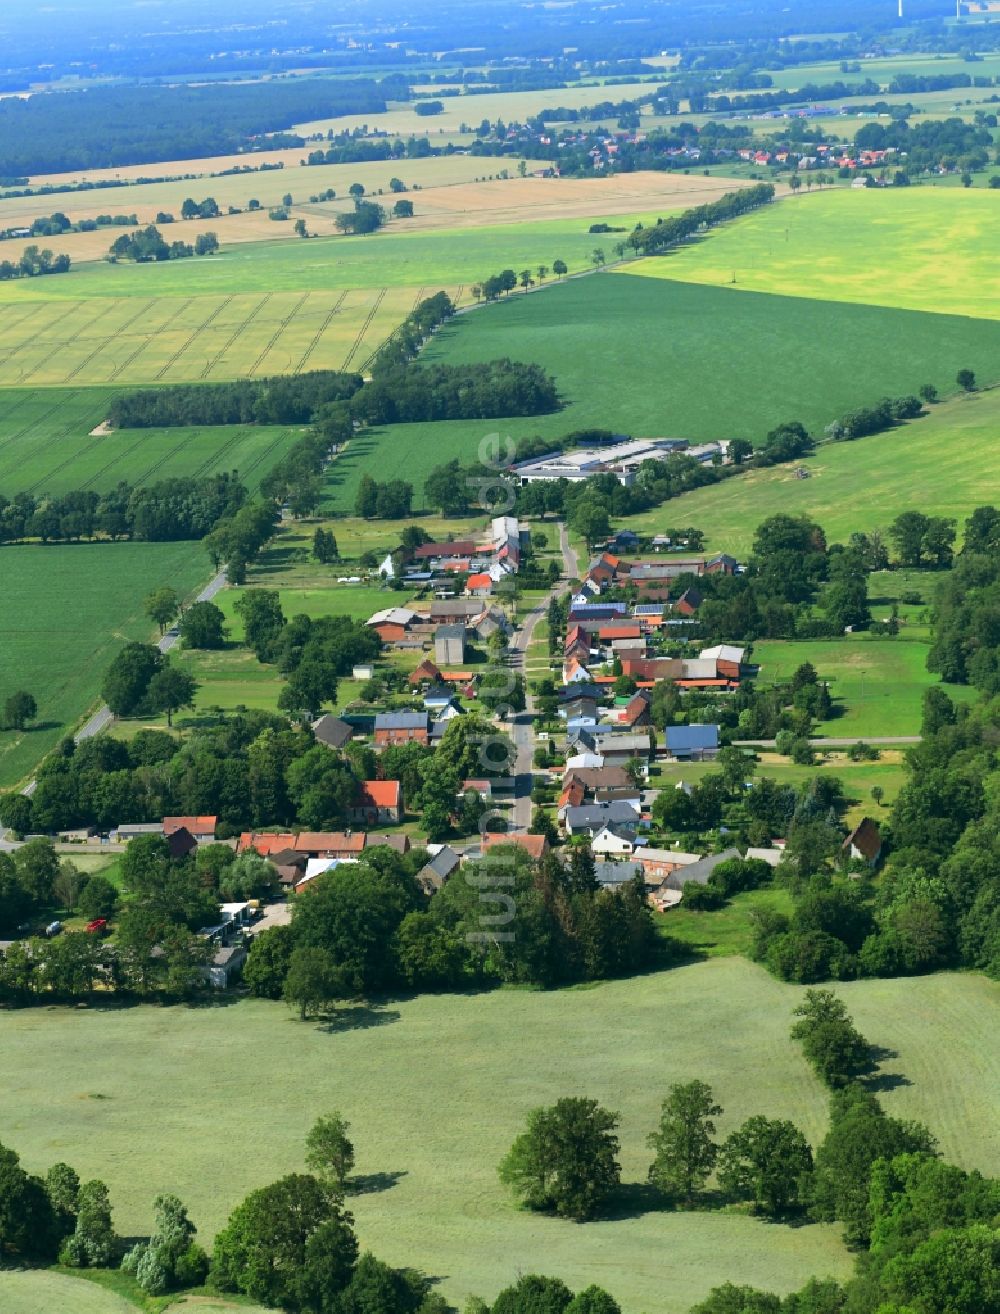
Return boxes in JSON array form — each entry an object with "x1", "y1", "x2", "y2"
[{"x1": 2, "y1": 962, "x2": 998, "y2": 1312}]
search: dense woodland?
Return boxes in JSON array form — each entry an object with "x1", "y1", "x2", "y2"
[
  {"x1": 0, "y1": 78, "x2": 398, "y2": 177},
  {"x1": 108, "y1": 371, "x2": 363, "y2": 430}
]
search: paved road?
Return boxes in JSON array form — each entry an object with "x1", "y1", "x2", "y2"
[
  {"x1": 1, "y1": 568, "x2": 229, "y2": 845},
  {"x1": 558, "y1": 520, "x2": 581, "y2": 579},
  {"x1": 508, "y1": 522, "x2": 577, "y2": 831},
  {"x1": 73, "y1": 567, "x2": 229, "y2": 748}
]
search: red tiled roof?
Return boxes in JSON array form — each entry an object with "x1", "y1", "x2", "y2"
[
  {"x1": 409, "y1": 659, "x2": 443, "y2": 684},
  {"x1": 598, "y1": 624, "x2": 642, "y2": 640},
  {"x1": 481, "y1": 832, "x2": 550, "y2": 859},
  {"x1": 163, "y1": 815, "x2": 217, "y2": 837},
  {"x1": 293, "y1": 832, "x2": 366, "y2": 853},
  {"x1": 238, "y1": 832, "x2": 297, "y2": 856},
  {"x1": 359, "y1": 780, "x2": 402, "y2": 809}
]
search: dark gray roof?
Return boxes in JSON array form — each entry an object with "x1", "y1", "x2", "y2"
[
  {"x1": 312, "y1": 714, "x2": 353, "y2": 749},
  {"x1": 426, "y1": 847, "x2": 461, "y2": 879},
  {"x1": 435, "y1": 623, "x2": 467, "y2": 640},
  {"x1": 565, "y1": 802, "x2": 641, "y2": 830},
  {"x1": 665, "y1": 847, "x2": 740, "y2": 890},
  {"x1": 595, "y1": 861, "x2": 644, "y2": 887},
  {"x1": 665, "y1": 724, "x2": 720, "y2": 752},
  {"x1": 375, "y1": 711, "x2": 429, "y2": 730}
]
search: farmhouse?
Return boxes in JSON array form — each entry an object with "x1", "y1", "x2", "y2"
[
  {"x1": 843, "y1": 817, "x2": 883, "y2": 867},
  {"x1": 664, "y1": 847, "x2": 741, "y2": 891},
  {"x1": 428, "y1": 599, "x2": 482, "y2": 623},
  {"x1": 350, "y1": 780, "x2": 404, "y2": 825},
  {"x1": 294, "y1": 832, "x2": 367, "y2": 860},
  {"x1": 563, "y1": 801, "x2": 641, "y2": 838},
  {"x1": 311, "y1": 713, "x2": 354, "y2": 751},
  {"x1": 591, "y1": 825, "x2": 640, "y2": 857},
  {"x1": 699, "y1": 644, "x2": 747, "y2": 679},
  {"x1": 163, "y1": 815, "x2": 217, "y2": 843},
  {"x1": 481, "y1": 832, "x2": 550, "y2": 860},
  {"x1": 664, "y1": 724, "x2": 720, "y2": 761},
  {"x1": 638, "y1": 848, "x2": 704, "y2": 879},
  {"x1": 594, "y1": 860, "x2": 645, "y2": 889},
  {"x1": 409, "y1": 658, "x2": 444, "y2": 686},
  {"x1": 417, "y1": 844, "x2": 462, "y2": 894},
  {"x1": 375, "y1": 711, "x2": 430, "y2": 746},
  {"x1": 367, "y1": 607, "x2": 418, "y2": 643}
]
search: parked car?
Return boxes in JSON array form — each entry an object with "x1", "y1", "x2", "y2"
[
  {"x1": 86, "y1": 919, "x2": 108, "y2": 935},
  {"x1": 45, "y1": 920, "x2": 62, "y2": 937}
]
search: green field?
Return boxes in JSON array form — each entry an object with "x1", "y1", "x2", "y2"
[
  {"x1": 0, "y1": 541, "x2": 208, "y2": 786},
  {"x1": 639, "y1": 384, "x2": 1000, "y2": 557},
  {"x1": 0, "y1": 218, "x2": 657, "y2": 303},
  {"x1": 1, "y1": 961, "x2": 993, "y2": 1308},
  {"x1": 0, "y1": 1269, "x2": 270, "y2": 1314},
  {"x1": 4, "y1": 963, "x2": 999, "y2": 1310},
  {"x1": 0, "y1": 288, "x2": 423, "y2": 385},
  {"x1": 0, "y1": 388, "x2": 302, "y2": 493},
  {"x1": 0, "y1": 1272, "x2": 138, "y2": 1314},
  {"x1": 324, "y1": 272, "x2": 1000, "y2": 510},
  {"x1": 654, "y1": 754, "x2": 909, "y2": 829},
  {"x1": 618, "y1": 189, "x2": 1000, "y2": 321},
  {"x1": 753, "y1": 633, "x2": 976, "y2": 738}
]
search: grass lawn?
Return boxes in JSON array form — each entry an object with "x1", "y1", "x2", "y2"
[
  {"x1": 751, "y1": 634, "x2": 977, "y2": 738},
  {"x1": 660, "y1": 887, "x2": 795, "y2": 958},
  {"x1": 0, "y1": 541, "x2": 208, "y2": 787},
  {"x1": 323, "y1": 274, "x2": 1000, "y2": 512},
  {"x1": 617, "y1": 188, "x2": 1000, "y2": 321},
  {"x1": 634, "y1": 384, "x2": 1000, "y2": 557},
  {"x1": 652, "y1": 754, "x2": 908, "y2": 829},
  {"x1": 4, "y1": 964, "x2": 999, "y2": 1310}
]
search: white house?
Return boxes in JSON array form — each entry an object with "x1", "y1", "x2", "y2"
[{"x1": 591, "y1": 826, "x2": 638, "y2": 857}]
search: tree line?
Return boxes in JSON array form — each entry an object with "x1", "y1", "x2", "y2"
[
  {"x1": 246, "y1": 841, "x2": 658, "y2": 1013},
  {"x1": 0, "y1": 244, "x2": 71, "y2": 280},
  {"x1": 628, "y1": 183, "x2": 775, "y2": 257},
  {"x1": 351, "y1": 359, "x2": 560, "y2": 426},
  {"x1": 0, "y1": 473, "x2": 246, "y2": 545},
  {"x1": 108, "y1": 225, "x2": 219, "y2": 263},
  {"x1": 107, "y1": 370, "x2": 363, "y2": 429},
  {"x1": 0, "y1": 78, "x2": 394, "y2": 176}
]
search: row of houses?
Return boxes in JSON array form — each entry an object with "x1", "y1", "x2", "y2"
[
  {"x1": 366, "y1": 601, "x2": 511, "y2": 667},
  {"x1": 380, "y1": 516, "x2": 527, "y2": 600}
]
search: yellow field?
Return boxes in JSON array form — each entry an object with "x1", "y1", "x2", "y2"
[
  {"x1": 0, "y1": 286, "x2": 438, "y2": 385},
  {"x1": 371, "y1": 171, "x2": 767, "y2": 231},
  {"x1": 293, "y1": 81, "x2": 661, "y2": 137},
  {"x1": 0, "y1": 165, "x2": 733, "y2": 267},
  {"x1": 617, "y1": 187, "x2": 1000, "y2": 320}
]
